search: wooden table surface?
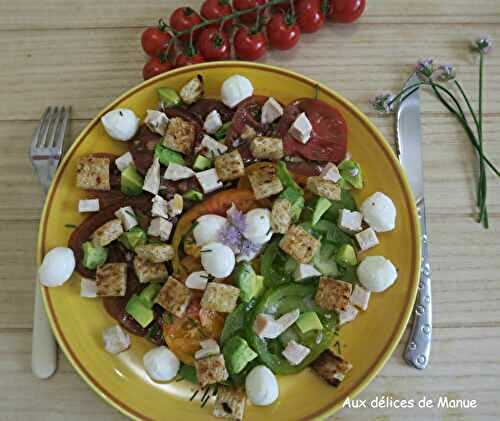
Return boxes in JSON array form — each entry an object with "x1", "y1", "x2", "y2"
[{"x1": 1, "y1": 0, "x2": 499, "y2": 419}]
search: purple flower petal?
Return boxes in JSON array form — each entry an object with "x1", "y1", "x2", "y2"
[
  {"x1": 370, "y1": 92, "x2": 395, "y2": 114},
  {"x1": 415, "y1": 58, "x2": 434, "y2": 80},
  {"x1": 226, "y1": 202, "x2": 247, "y2": 233},
  {"x1": 238, "y1": 239, "x2": 262, "y2": 262},
  {"x1": 473, "y1": 35, "x2": 493, "y2": 55},
  {"x1": 217, "y1": 223, "x2": 243, "y2": 254}
]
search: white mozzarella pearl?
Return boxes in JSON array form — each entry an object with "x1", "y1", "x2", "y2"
[
  {"x1": 38, "y1": 247, "x2": 75, "y2": 287},
  {"x1": 143, "y1": 346, "x2": 180, "y2": 382},
  {"x1": 101, "y1": 108, "x2": 140, "y2": 141},
  {"x1": 200, "y1": 242, "x2": 235, "y2": 278},
  {"x1": 245, "y1": 365, "x2": 279, "y2": 406},
  {"x1": 193, "y1": 214, "x2": 227, "y2": 246},
  {"x1": 360, "y1": 192, "x2": 397, "y2": 232},
  {"x1": 357, "y1": 256, "x2": 398, "y2": 292}
]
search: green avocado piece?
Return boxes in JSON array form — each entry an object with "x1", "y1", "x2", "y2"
[
  {"x1": 338, "y1": 160, "x2": 363, "y2": 189},
  {"x1": 121, "y1": 165, "x2": 144, "y2": 196},
  {"x1": 82, "y1": 241, "x2": 108, "y2": 270},
  {"x1": 157, "y1": 87, "x2": 181, "y2": 107},
  {"x1": 313, "y1": 242, "x2": 339, "y2": 276},
  {"x1": 183, "y1": 189, "x2": 204, "y2": 202},
  {"x1": 139, "y1": 283, "x2": 163, "y2": 308},
  {"x1": 222, "y1": 336, "x2": 258, "y2": 374},
  {"x1": 119, "y1": 226, "x2": 147, "y2": 251},
  {"x1": 213, "y1": 121, "x2": 231, "y2": 140},
  {"x1": 154, "y1": 144, "x2": 186, "y2": 166},
  {"x1": 125, "y1": 295, "x2": 154, "y2": 328},
  {"x1": 312, "y1": 197, "x2": 332, "y2": 225},
  {"x1": 192, "y1": 154, "x2": 212, "y2": 171},
  {"x1": 335, "y1": 244, "x2": 358, "y2": 267},
  {"x1": 234, "y1": 262, "x2": 264, "y2": 303},
  {"x1": 296, "y1": 312, "x2": 323, "y2": 333}
]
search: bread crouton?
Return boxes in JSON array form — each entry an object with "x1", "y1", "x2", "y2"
[
  {"x1": 311, "y1": 350, "x2": 352, "y2": 387},
  {"x1": 91, "y1": 218, "x2": 123, "y2": 247},
  {"x1": 162, "y1": 117, "x2": 196, "y2": 155},
  {"x1": 195, "y1": 354, "x2": 229, "y2": 388},
  {"x1": 179, "y1": 75, "x2": 204, "y2": 105},
  {"x1": 96, "y1": 263, "x2": 127, "y2": 297},
  {"x1": 306, "y1": 176, "x2": 341, "y2": 201},
  {"x1": 271, "y1": 197, "x2": 292, "y2": 234},
  {"x1": 135, "y1": 243, "x2": 174, "y2": 263},
  {"x1": 240, "y1": 125, "x2": 257, "y2": 141},
  {"x1": 247, "y1": 162, "x2": 283, "y2": 199},
  {"x1": 215, "y1": 150, "x2": 245, "y2": 181},
  {"x1": 250, "y1": 136, "x2": 284, "y2": 160},
  {"x1": 213, "y1": 386, "x2": 246, "y2": 421},
  {"x1": 201, "y1": 283, "x2": 240, "y2": 313},
  {"x1": 133, "y1": 255, "x2": 168, "y2": 283},
  {"x1": 76, "y1": 155, "x2": 110, "y2": 191},
  {"x1": 279, "y1": 225, "x2": 320, "y2": 263},
  {"x1": 155, "y1": 276, "x2": 192, "y2": 318},
  {"x1": 314, "y1": 277, "x2": 352, "y2": 311}
]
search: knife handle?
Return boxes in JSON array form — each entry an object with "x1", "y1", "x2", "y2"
[{"x1": 404, "y1": 198, "x2": 432, "y2": 369}]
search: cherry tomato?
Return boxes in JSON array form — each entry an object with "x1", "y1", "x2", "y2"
[
  {"x1": 201, "y1": 0, "x2": 234, "y2": 30},
  {"x1": 266, "y1": 13, "x2": 301, "y2": 50},
  {"x1": 272, "y1": 1, "x2": 291, "y2": 14},
  {"x1": 175, "y1": 49, "x2": 206, "y2": 68},
  {"x1": 296, "y1": 0, "x2": 326, "y2": 33},
  {"x1": 141, "y1": 26, "x2": 172, "y2": 57},
  {"x1": 169, "y1": 7, "x2": 202, "y2": 42},
  {"x1": 197, "y1": 27, "x2": 231, "y2": 61},
  {"x1": 142, "y1": 57, "x2": 173, "y2": 80},
  {"x1": 233, "y1": 0, "x2": 266, "y2": 24},
  {"x1": 234, "y1": 27, "x2": 267, "y2": 60},
  {"x1": 330, "y1": 0, "x2": 366, "y2": 23}
]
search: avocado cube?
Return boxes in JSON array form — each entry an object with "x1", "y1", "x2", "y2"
[
  {"x1": 183, "y1": 189, "x2": 204, "y2": 202},
  {"x1": 157, "y1": 87, "x2": 181, "y2": 107},
  {"x1": 233, "y1": 262, "x2": 264, "y2": 303},
  {"x1": 154, "y1": 144, "x2": 186, "y2": 166},
  {"x1": 312, "y1": 197, "x2": 332, "y2": 225},
  {"x1": 222, "y1": 336, "x2": 258, "y2": 374},
  {"x1": 138, "y1": 283, "x2": 163, "y2": 308},
  {"x1": 121, "y1": 165, "x2": 144, "y2": 196},
  {"x1": 338, "y1": 160, "x2": 363, "y2": 189},
  {"x1": 335, "y1": 244, "x2": 357, "y2": 267},
  {"x1": 119, "y1": 226, "x2": 147, "y2": 251},
  {"x1": 193, "y1": 154, "x2": 212, "y2": 171},
  {"x1": 296, "y1": 312, "x2": 323, "y2": 333},
  {"x1": 125, "y1": 294, "x2": 154, "y2": 328},
  {"x1": 82, "y1": 241, "x2": 108, "y2": 270}
]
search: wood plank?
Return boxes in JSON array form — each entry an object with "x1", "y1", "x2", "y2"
[
  {"x1": 0, "y1": 327, "x2": 498, "y2": 419},
  {"x1": 0, "y1": 0, "x2": 498, "y2": 30},
  {"x1": 0, "y1": 24, "x2": 499, "y2": 120}
]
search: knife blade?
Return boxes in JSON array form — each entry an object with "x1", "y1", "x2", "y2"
[{"x1": 395, "y1": 73, "x2": 432, "y2": 369}]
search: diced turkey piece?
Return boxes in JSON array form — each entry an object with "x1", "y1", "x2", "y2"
[
  {"x1": 204, "y1": 109, "x2": 223, "y2": 134},
  {"x1": 320, "y1": 163, "x2": 342, "y2": 183},
  {"x1": 142, "y1": 157, "x2": 161, "y2": 195},
  {"x1": 295, "y1": 263, "x2": 321, "y2": 281},
  {"x1": 200, "y1": 134, "x2": 228, "y2": 157},
  {"x1": 338, "y1": 209, "x2": 363, "y2": 234},
  {"x1": 78, "y1": 198, "x2": 100, "y2": 213},
  {"x1": 148, "y1": 217, "x2": 173, "y2": 241},
  {"x1": 195, "y1": 338, "x2": 221, "y2": 360},
  {"x1": 144, "y1": 110, "x2": 169, "y2": 136},
  {"x1": 163, "y1": 163, "x2": 195, "y2": 181},
  {"x1": 355, "y1": 227, "x2": 379, "y2": 251},
  {"x1": 253, "y1": 309, "x2": 300, "y2": 339},
  {"x1": 114, "y1": 206, "x2": 138, "y2": 231},
  {"x1": 261, "y1": 97, "x2": 284, "y2": 125},
  {"x1": 114, "y1": 151, "x2": 134, "y2": 172},
  {"x1": 282, "y1": 340, "x2": 311, "y2": 366},
  {"x1": 151, "y1": 195, "x2": 170, "y2": 219},
  {"x1": 350, "y1": 284, "x2": 371, "y2": 311},
  {"x1": 80, "y1": 277, "x2": 97, "y2": 298},
  {"x1": 338, "y1": 303, "x2": 359, "y2": 326},
  {"x1": 195, "y1": 168, "x2": 223, "y2": 194}
]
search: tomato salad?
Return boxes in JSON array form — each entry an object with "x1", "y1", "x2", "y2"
[{"x1": 39, "y1": 73, "x2": 399, "y2": 419}]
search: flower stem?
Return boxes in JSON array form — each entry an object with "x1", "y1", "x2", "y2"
[{"x1": 478, "y1": 52, "x2": 488, "y2": 227}]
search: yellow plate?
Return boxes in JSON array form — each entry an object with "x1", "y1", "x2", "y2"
[{"x1": 37, "y1": 62, "x2": 420, "y2": 420}]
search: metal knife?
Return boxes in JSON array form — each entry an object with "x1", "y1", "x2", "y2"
[{"x1": 395, "y1": 73, "x2": 432, "y2": 369}]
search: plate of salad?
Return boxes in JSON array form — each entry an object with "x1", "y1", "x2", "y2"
[{"x1": 37, "y1": 62, "x2": 420, "y2": 420}]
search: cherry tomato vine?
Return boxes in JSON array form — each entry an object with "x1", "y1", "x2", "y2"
[{"x1": 141, "y1": 0, "x2": 365, "y2": 79}]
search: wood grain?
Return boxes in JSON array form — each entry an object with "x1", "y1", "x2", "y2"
[{"x1": 0, "y1": 0, "x2": 498, "y2": 419}]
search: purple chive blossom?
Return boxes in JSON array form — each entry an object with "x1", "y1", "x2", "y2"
[
  {"x1": 226, "y1": 203, "x2": 247, "y2": 233},
  {"x1": 217, "y1": 223, "x2": 243, "y2": 254},
  {"x1": 370, "y1": 92, "x2": 396, "y2": 114},
  {"x1": 238, "y1": 239, "x2": 262, "y2": 261},
  {"x1": 434, "y1": 64, "x2": 456, "y2": 82},
  {"x1": 473, "y1": 35, "x2": 493, "y2": 55},
  {"x1": 415, "y1": 58, "x2": 434, "y2": 80}
]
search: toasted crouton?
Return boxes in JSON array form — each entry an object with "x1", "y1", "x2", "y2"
[
  {"x1": 215, "y1": 150, "x2": 245, "y2": 181},
  {"x1": 179, "y1": 75, "x2": 204, "y2": 105},
  {"x1": 306, "y1": 176, "x2": 341, "y2": 201},
  {"x1": 96, "y1": 263, "x2": 127, "y2": 297},
  {"x1": 133, "y1": 255, "x2": 168, "y2": 284},
  {"x1": 213, "y1": 386, "x2": 246, "y2": 421},
  {"x1": 311, "y1": 350, "x2": 352, "y2": 387},
  {"x1": 250, "y1": 136, "x2": 284, "y2": 160},
  {"x1": 155, "y1": 276, "x2": 191, "y2": 318},
  {"x1": 314, "y1": 277, "x2": 352, "y2": 311},
  {"x1": 201, "y1": 283, "x2": 240, "y2": 313},
  {"x1": 76, "y1": 155, "x2": 110, "y2": 191},
  {"x1": 271, "y1": 197, "x2": 292, "y2": 234},
  {"x1": 247, "y1": 162, "x2": 283, "y2": 199},
  {"x1": 240, "y1": 124, "x2": 257, "y2": 141},
  {"x1": 195, "y1": 354, "x2": 229, "y2": 387},
  {"x1": 162, "y1": 117, "x2": 196, "y2": 155},
  {"x1": 279, "y1": 225, "x2": 320, "y2": 264},
  {"x1": 135, "y1": 243, "x2": 174, "y2": 263},
  {"x1": 91, "y1": 218, "x2": 123, "y2": 247}
]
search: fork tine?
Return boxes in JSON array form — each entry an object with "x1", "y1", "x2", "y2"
[
  {"x1": 52, "y1": 106, "x2": 71, "y2": 154},
  {"x1": 40, "y1": 106, "x2": 59, "y2": 148},
  {"x1": 48, "y1": 106, "x2": 64, "y2": 148},
  {"x1": 32, "y1": 107, "x2": 51, "y2": 150}
]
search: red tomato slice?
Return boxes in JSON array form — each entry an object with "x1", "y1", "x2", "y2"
[{"x1": 278, "y1": 98, "x2": 348, "y2": 163}]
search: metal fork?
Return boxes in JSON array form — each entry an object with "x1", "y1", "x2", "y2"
[{"x1": 29, "y1": 106, "x2": 71, "y2": 379}]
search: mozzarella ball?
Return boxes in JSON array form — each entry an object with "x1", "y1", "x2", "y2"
[
  {"x1": 357, "y1": 256, "x2": 398, "y2": 292},
  {"x1": 360, "y1": 192, "x2": 397, "y2": 232},
  {"x1": 201, "y1": 242, "x2": 236, "y2": 278},
  {"x1": 101, "y1": 108, "x2": 140, "y2": 141},
  {"x1": 221, "y1": 75, "x2": 254, "y2": 108},
  {"x1": 243, "y1": 208, "x2": 272, "y2": 244},
  {"x1": 193, "y1": 214, "x2": 227, "y2": 246},
  {"x1": 245, "y1": 365, "x2": 279, "y2": 406},
  {"x1": 38, "y1": 247, "x2": 75, "y2": 287},
  {"x1": 143, "y1": 346, "x2": 180, "y2": 382}
]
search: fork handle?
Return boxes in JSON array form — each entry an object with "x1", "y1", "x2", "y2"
[
  {"x1": 32, "y1": 281, "x2": 58, "y2": 379},
  {"x1": 404, "y1": 198, "x2": 432, "y2": 369}
]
